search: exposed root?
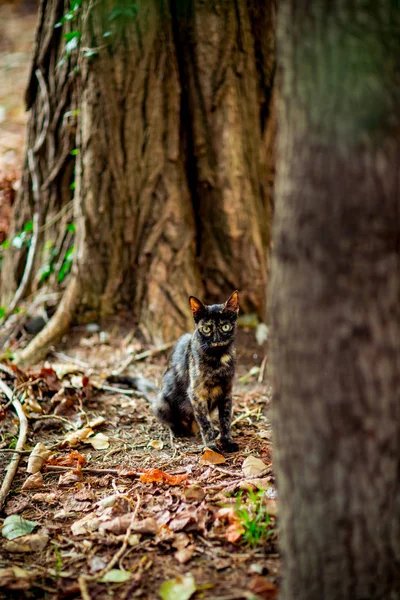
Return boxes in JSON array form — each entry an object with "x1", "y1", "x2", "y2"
[
  {"x1": 0, "y1": 380, "x2": 28, "y2": 511},
  {"x1": 14, "y1": 277, "x2": 80, "y2": 367}
]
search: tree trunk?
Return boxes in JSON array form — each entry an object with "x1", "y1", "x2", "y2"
[
  {"x1": 1, "y1": 0, "x2": 275, "y2": 356},
  {"x1": 271, "y1": 2, "x2": 400, "y2": 599}
]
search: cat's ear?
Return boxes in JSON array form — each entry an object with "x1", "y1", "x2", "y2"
[
  {"x1": 223, "y1": 290, "x2": 239, "y2": 314},
  {"x1": 189, "y1": 296, "x2": 205, "y2": 321}
]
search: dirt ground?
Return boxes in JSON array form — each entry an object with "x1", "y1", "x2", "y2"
[{"x1": 0, "y1": 323, "x2": 278, "y2": 600}]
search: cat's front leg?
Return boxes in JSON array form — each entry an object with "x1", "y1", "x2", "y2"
[
  {"x1": 189, "y1": 392, "x2": 219, "y2": 449},
  {"x1": 218, "y1": 395, "x2": 239, "y2": 452}
]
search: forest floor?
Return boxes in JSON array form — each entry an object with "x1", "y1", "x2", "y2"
[{"x1": 0, "y1": 322, "x2": 278, "y2": 600}]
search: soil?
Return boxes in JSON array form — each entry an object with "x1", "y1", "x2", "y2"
[{"x1": 0, "y1": 323, "x2": 278, "y2": 600}]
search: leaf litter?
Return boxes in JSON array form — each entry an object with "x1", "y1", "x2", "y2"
[{"x1": 0, "y1": 323, "x2": 278, "y2": 598}]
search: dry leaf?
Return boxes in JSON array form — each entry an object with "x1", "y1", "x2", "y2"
[
  {"x1": 21, "y1": 473, "x2": 44, "y2": 490},
  {"x1": 88, "y1": 416, "x2": 106, "y2": 429},
  {"x1": 248, "y1": 576, "x2": 278, "y2": 599},
  {"x1": 149, "y1": 439, "x2": 164, "y2": 450},
  {"x1": 0, "y1": 566, "x2": 36, "y2": 590},
  {"x1": 4, "y1": 497, "x2": 30, "y2": 515},
  {"x1": 3, "y1": 533, "x2": 49, "y2": 553},
  {"x1": 184, "y1": 486, "x2": 205, "y2": 503},
  {"x1": 172, "y1": 532, "x2": 190, "y2": 551},
  {"x1": 58, "y1": 470, "x2": 83, "y2": 486},
  {"x1": 225, "y1": 522, "x2": 244, "y2": 543},
  {"x1": 139, "y1": 469, "x2": 188, "y2": 486},
  {"x1": 47, "y1": 450, "x2": 86, "y2": 467},
  {"x1": 71, "y1": 514, "x2": 100, "y2": 536},
  {"x1": 83, "y1": 432, "x2": 109, "y2": 449},
  {"x1": 242, "y1": 455, "x2": 268, "y2": 477},
  {"x1": 61, "y1": 427, "x2": 93, "y2": 447},
  {"x1": 199, "y1": 449, "x2": 226, "y2": 465},
  {"x1": 99, "y1": 515, "x2": 158, "y2": 535},
  {"x1": 31, "y1": 492, "x2": 58, "y2": 504},
  {"x1": 27, "y1": 442, "x2": 52, "y2": 474},
  {"x1": 50, "y1": 363, "x2": 83, "y2": 379},
  {"x1": 175, "y1": 545, "x2": 195, "y2": 564}
]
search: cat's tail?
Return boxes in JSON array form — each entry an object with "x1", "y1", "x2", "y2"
[{"x1": 106, "y1": 375, "x2": 158, "y2": 406}]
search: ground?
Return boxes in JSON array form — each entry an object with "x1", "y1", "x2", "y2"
[{"x1": 0, "y1": 323, "x2": 278, "y2": 600}]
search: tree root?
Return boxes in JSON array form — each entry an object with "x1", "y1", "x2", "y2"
[
  {"x1": 14, "y1": 277, "x2": 80, "y2": 367},
  {"x1": 0, "y1": 380, "x2": 28, "y2": 511}
]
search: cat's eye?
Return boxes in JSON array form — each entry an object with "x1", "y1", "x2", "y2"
[
  {"x1": 202, "y1": 325, "x2": 211, "y2": 334},
  {"x1": 221, "y1": 323, "x2": 231, "y2": 332}
]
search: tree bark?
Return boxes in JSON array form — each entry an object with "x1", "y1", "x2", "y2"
[
  {"x1": 271, "y1": 2, "x2": 400, "y2": 599},
  {"x1": 1, "y1": 0, "x2": 275, "y2": 354}
]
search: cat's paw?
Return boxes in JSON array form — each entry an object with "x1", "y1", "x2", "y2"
[{"x1": 221, "y1": 439, "x2": 239, "y2": 453}]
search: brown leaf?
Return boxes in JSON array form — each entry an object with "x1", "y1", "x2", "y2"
[
  {"x1": 199, "y1": 449, "x2": 226, "y2": 465},
  {"x1": 58, "y1": 470, "x2": 83, "y2": 486},
  {"x1": 172, "y1": 532, "x2": 190, "y2": 551},
  {"x1": 27, "y1": 442, "x2": 52, "y2": 474},
  {"x1": 21, "y1": 473, "x2": 44, "y2": 490},
  {"x1": 175, "y1": 545, "x2": 195, "y2": 564},
  {"x1": 139, "y1": 469, "x2": 188, "y2": 486},
  {"x1": 242, "y1": 455, "x2": 268, "y2": 477},
  {"x1": 184, "y1": 486, "x2": 205, "y2": 503},
  {"x1": 31, "y1": 492, "x2": 58, "y2": 504},
  {"x1": 99, "y1": 515, "x2": 158, "y2": 535},
  {"x1": 4, "y1": 497, "x2": 30, "y2": 516},
  {"x1": 71, "y1": 514, "x2": 100, "y2": 536},
  {"x1": 225, "y1": 522, "x2": 244, "y2": 543},
  {"x1": 47, "y1": 450, "x2": 86, "y2": 467},
  {"x1": 248, "y1": 576, "x2": 278, "y2": 599},
  {"x1": 0, "y1": 566, "x2": 35, "y2": 590},
  {"x1": 3, "y1": 534, "x2": 49, "y2": 553}
]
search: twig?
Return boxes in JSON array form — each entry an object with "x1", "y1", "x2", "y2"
[
  {"x1": 78, "y1": 576, "x2": 91, "y2": 600},
  {"x1": 99, "y1": 384, "x2": 138, "y2": 396},
  {"x1": 0, "y1": 380, "x2": 28, "y2": 510},
  {"x1": 44, "y1": 465, "x2": 140, "y2": 477},
  {"x1": 112, "y1": 341, "x2": 175, "y2": 376},
  {"x1": 32, "y1": 414, "x2": 78, "y2": 430},
  {"x1": 258, "y1": 355, "x2": 268, "y2": 383},
  {"x1": 51, "y1": 351, "x2": 89, "y2": 369},
  {"x1": 0, "y1": 449, "x2": 30, "y2": 454},
  {"x1": 231, "y1": 407, "x2": 260, "y2": 427},
  {"x1": 39, "y1": 200, "x2": 73, "y2": 231},
  {"x1": 0, "y1": 363, "x2": 17, "y2": 378}
]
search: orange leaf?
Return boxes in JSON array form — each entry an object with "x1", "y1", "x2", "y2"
[
  {"x1": 139, "y1": 469, "x2": 188, "y2": 486},
  {"x1": 199, "y1": 448, "x2": 226, "y2": 465},
  {"x1": 47, "y1": 450, "x2": 86, "y2": 467},
  {"x1": 225, "y1": 522, "x2": 244, "y2": 543}
]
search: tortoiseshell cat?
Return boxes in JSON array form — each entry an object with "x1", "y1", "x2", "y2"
[{"x1": 109, "y1": 291, "x2": 239, "y2": 452}]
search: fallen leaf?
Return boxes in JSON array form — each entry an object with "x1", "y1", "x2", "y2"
[
  {"x1": 242, "y1": 455, "x2": 268, "y2": 477},
  {"x1": 4, "y1": 497, "x2": 30, "y2": 515},
  {"x1": 225, "y1": 522, "x2": 244, "y2": 543},
  {"x1": 71, "y1": 514, "x2": 100, "y2": 536},
  {"x1": 47, "y1": 450, "x2": 86, "y2": 467},
  {"x1": 27, "y1": 442, "x2": 52, "y2": 474},
  {"x1": 99, "y1": 515, "x2": 158, "y2": 535},
  {"x1": 61, "y1": 427, "x2": 93, "y2": 447},
  {"x1": 172, "y1": 532, "x2": 190, "y2": 551},
  {"x1": 184, "y1": 486, "x2": 205, "y2": 503},
  {"x1": 0, "y1": 566, "x2": 36, "y2": 590},
  {"x1": 149, "y1": 439, "x2": 164, "y2": 450},
  {"x1": 159, "y1": 573, "x2": 197, "y2": 600},
  {"x1": 2, "y1": 515, "x2": 38, "y2": 540},
  {"x1": 50, "y1": 363, "x2": 83, "y2": 379},
  {"x1": 199, "y1": 449, "x2": 226, "y2": 465},
  {"x1": 99, "y1": 569, "x2": 131, "y2": 583},
  {"x1": 31, "y1": 492, "x2": 58, "y2": 504},
  {"x1": 3, "y1": 533, "x2": 49, "y2": 553},
  {"x1": 175, "y1": 545, "x2": 195, "y2": 564},
  {"x1": 139, "y1": 469, "x2": 188, "y2": 486},
  {"x1": 58, "y1": 470, "x2": 83, "y2": 486},
  {"x1": 21, "y1": 472, "x2": 44, "y2": 490},
  {"x1": 248, "y1": 575, "x2": 278, "y2": 599},
  {"x1": 83, "y1": 432, "x2": 110, "y2": 450}
]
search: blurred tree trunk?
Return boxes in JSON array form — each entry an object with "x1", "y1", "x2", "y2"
[
  {"x1": 1, "y1": 0, "x2": 275, "y2": 362},
  {"x1": 271, "y1": 2, "x2": 400, "y2": 599}
]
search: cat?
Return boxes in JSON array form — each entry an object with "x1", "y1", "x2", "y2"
[{"x1": 109, "y1": 291, "x2": 240, "y2": 453}]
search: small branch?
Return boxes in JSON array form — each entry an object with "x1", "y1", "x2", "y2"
[
  {"x1": 0, "y1": 380, "x2": 28, "y2": 510},
  {"x1": 112, "y1": 341, "x2": 175, "y2": 376},
  {"x1": 44, "y1": 465, "x2": 139, "y2": 477},
  {"x1": 258, "y1": 355, "x2": 268, "y2": 383},
  {"x1": 231, "y1": 407, "x2": 260, "y2": 427},
  {"x1": 33, "y1": 68, "x2": 50, "y2": 153}
]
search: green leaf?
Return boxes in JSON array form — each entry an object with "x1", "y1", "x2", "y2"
[
  {"x1": 66, "y1": 223, "x2": 76, "y2": 233},
  {"x1": 1, "y1": 239, "x2": 10, "y2": 250},
  {"x1": 70, "y1": 148, "x2": 80, "y2": 156},
  {"x1": 83, "y1": 49, "x2": 99, "y2": 59},
  {"x1": 159, "y1": 574, "x2": 197, "y2": 600},
  {"x1": 63, "y1": 30, "x2": 81, "y2": 42},
  {"x1": 38, "y1": 263, "x2": 53, "y2": 283},
  {"x1": 0, "y1": 306, "x2": 6, "y2": 319},
  {"x1": 2, "y1": 516, "x2": 38, "y2": 540},
  {"x1": 99, "y1": 569, "x2": 131, "y2": 583},
  {"x1": 70, "y1": 181, "x2": 76, "y2": 191}
]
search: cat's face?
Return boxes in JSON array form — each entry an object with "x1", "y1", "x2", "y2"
[{"x1": 189, "y1": 291, "x2": 239, "y2": 350}]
